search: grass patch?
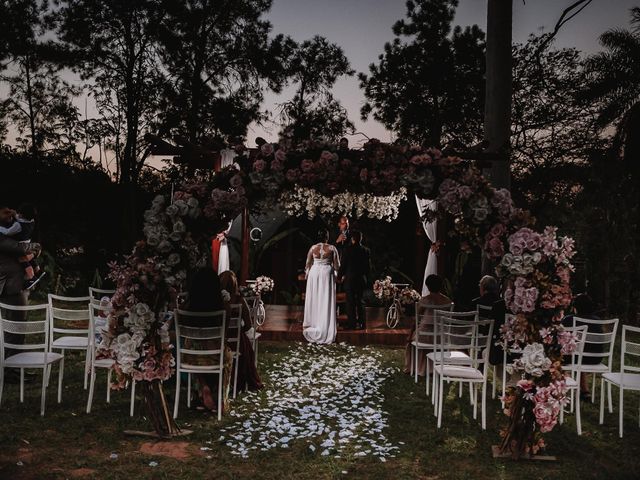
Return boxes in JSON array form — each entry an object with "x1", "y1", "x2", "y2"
[{"x1": 0, "y1": 341, "x2": 638, "y2": 479}]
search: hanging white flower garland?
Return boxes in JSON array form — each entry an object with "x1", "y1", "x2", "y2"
[{"x1": 279, "y1": 186, "x2": 408, "y2": 221}]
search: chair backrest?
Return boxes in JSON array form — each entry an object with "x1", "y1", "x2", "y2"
[
  {"x1": 89, "y1": 287, "x2": 115, "y2": 299},
  {"x1": 620, "y1": 325, "x2": 640, "y2": 374},
  {"x1": 227, "y1": 304, "x2": 243, "y2": 348},
  {"x1": 88, "y1": 302, "x2": 112, "y2": 350},
  {"x1": 174, "y1": 309, "x2": 226, "y2": 369},
  {"x1": 414, "y1": 303, "x2": 454, "y2": 345},
  {"x1": 572, "y1": 316, "x2": 619, "y2": 368},
  {"x1": 0, "y1": 302, "x2": 50, "y2": 360},
  {"x1": 437, "y1": 315, "x2": 494, "y2": 374},
  {"x1": 563, "y1": 325, "x2": 588, "y2": 372},
  {"x1": 476, "y1": 303, "x2": 493, "y2": 320},
  {"x1": 48, "y1": 294, "x2": 91, "y2": 345},
  {"x1": 242, "y1": 295, "x2": 259, "y2": 329}
]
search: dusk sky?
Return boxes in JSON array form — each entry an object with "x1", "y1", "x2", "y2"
[{"x1": 248, "y1": 0, "x2": 638, "y2": 146}]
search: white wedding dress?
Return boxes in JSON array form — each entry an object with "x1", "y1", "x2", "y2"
[{"x1": 303, "y1": 243, "x2": 340, "y2": 344}]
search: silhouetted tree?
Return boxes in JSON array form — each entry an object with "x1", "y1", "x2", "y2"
[
  {"x1": 279, "y1": 35, "x2": 354, "y2": 143},
  {"x1": 359, "y1": 0, "x2": 485, "y2": 147}
]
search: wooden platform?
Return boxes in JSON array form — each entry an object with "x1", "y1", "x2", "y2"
[{"x1": 259, "y1": 305, "x2": 411, "y2": 346}]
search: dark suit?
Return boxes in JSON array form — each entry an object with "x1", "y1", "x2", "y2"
[
  {"x1": 0, "y1": 235, "x2": 29, "y2": 358},
  {"x1": 339, "y1": 244, "x2": 370, "y2": 329},
  {"x1": 334, "y1": 229, "x2": 350, "y2": 260}
]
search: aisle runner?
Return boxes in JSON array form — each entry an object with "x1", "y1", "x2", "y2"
[{"x1": 216, "y1": 343, "x2": 400, "y2": 459}]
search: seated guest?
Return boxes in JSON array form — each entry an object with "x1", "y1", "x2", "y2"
[
  {"x1": 472, "y1": 275, "x2": 500, "y2": 309},
  {"x1": 182, "y1": 268, "x2": 233, "y2": 413},
  {"x1": 403, "y1": 274, "x2": 452, "y2": 375},
  {"x1": 562, "y1": 293, "x2": 603, "y2": 400},
  {"x1": 219, "y1": 270, "x2": 263, "y2": 391}
]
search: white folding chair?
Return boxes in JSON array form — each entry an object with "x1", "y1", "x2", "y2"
[
  {"x1": 85, "y1": 302, "x2": 136, "y2": 416},
  {"x1": 0, "y1": 302, "x2": 63, "y2": 416},
  {"x1": 427, "y1": 309, "x2": 476, "y2": 405},
  {"x1": 410, "y1": 302, "x2": 454, "y2": 389},
  {"x1": 89, "y1": 287, "x2": 116, "y2": 305},
  {"x1": 559, "y1": 325, "x2": 588, "y2": 435},
  {"x1": 242, "y1": 296, "x2": 262, "y2": 366},
  {"x1": 47, "y1": 294, "x2": 92, "y2": 395},
  {"x1": 433, "y1": 316, "x2": 494, "y2": 429},
  {"x1": 565, "y1": 317, "x2": 619, "y2": 415},
  {"x1": 173, "y1": 309, "x2": 226, "y2": 421},
  {"x1": 476, "y1": 304, "x2": 499, "y2": 399},
  {"x1": 601, "y1": 325, "x2": 640, "y2": 438},
  {"x1": 228, "y1": 304, "x2": 243, "y2": 399}
]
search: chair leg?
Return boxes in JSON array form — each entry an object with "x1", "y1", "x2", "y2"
[
  {"x1": 473, "y1": 384, "x2": 478, "y2": 420},
  {"x1": 414, "y1": 347, "x2": 418, "y2": 384},
  {"x1": 233, "y1": 356, "x2": 239, "y2": 399},
  {"x1": 57, "y1": 356, "x2": 65, "y2": 403},
  {"x1": 576, "y1": 385, "x2": 582, "y2": 436},
  {"x1": 187, "y1": 373, "x2": 192, "y2": 408},
  {"x1": 591, "y1": 373, "x2": 596, "y2": 403},
  {"x1": 458, "y1": 381, "x2": 462, "y2": 398},
  {"x1": 501, "y1": 362, "x2": 507, "y2": 409},
  {"x1": 130, "y1": 380, "x2": 136, "y2": 417},
  {"x1": 217, "y1": 370, "x2": 223, "y2": 422},
  {"x1": 481, "y1": 381, "x2": 487, "y2": 430},
  {"x1": 425, "y1": 357, "x2": 430, "y2": 396},
  {"x1": 619, "y1": 386, "x2": 624, "y2": 438},
  {"x1": 492, "y1": 365, "x2": 496, "y2": 399},
  {"x1": 40, "y1": 366, "x2": 48, "y2": 416},
  {"x1": 173, "y1": 371, "x2": 181, "y2": 419},
  {"x1": 83, "y1": 347, "x2": 91, "y2": 390},
  {"x1": 437, "y1": 376, "x2": 444, "y2": 428},
  {"x1": 468, "y1": 382, "x2": 473, "y2": 405},
  {"x1": 560, "y1": 399, "x2": 564, "y2": 425},
  {"x1": 608, "y1": 382, "x2": 613, "y2": 414},
  {"x1": 20, "y1": 369, "x2": 24, "y2": 403},
  {"x1": 86, "y1": 368, "x2": 96, "y2": 414},
  {"x1": 570, "y1": 388, "x2": 575, "y2": 414},
  {"x1": 599, "y1": 378, "x2": 606, "y2": 425},
  {"x1": 106, "y1": 369, "x2": 111, "y2": 403},
  {"x1": 254, "y1": 340, "x2": 259, "y2": 367}
]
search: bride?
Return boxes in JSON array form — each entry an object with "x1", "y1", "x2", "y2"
[{"x1": 303, "y1": 229, "x2": 340, "y2": 344}]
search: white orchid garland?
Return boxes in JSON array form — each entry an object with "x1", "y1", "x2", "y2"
[{"x1": 279, "y1": 186, "x2": 408, "y2": 221}]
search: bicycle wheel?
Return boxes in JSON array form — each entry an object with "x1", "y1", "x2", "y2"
[
  {"x1": 255, "y1": 300, "x2": 266, "y2": 326},
  {"x1": 386, "y1": 303, "x2": 399, "y2": 329}
]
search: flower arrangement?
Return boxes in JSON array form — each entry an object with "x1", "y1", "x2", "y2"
[
  {"x1": 252, "y1": 276, "x2": 274, "y2": 295},
  {"x1": 373, "y1": 276, "x2": 397, "y2": 301},
  {"x1": 497, "y1": 225, "x2": 577, "y2": 457},
  {"x1": 399, "y1": 287, "x2": 421, "y2": 305}
]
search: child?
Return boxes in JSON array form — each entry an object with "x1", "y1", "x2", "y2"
[{"x1": 0, "y1": 203, "x2": 41, "y2": 287}]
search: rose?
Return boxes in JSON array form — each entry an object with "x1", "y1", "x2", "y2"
[
  {"x1": 253, "y1": 159, "x2": 267, "y2": 172},
  {"x1": 230, "y1": 174, "x2": 243, "y2": 188},
  {"x1": 260, "y1": 143, "x2": 274, "y2": 156},
  {"x1": 520, "y1": 343, "x2": 552, "y2": 377},
  {"x1": 173, "y1": 220, "x2": 186, "y2": 234},
  {"x1": 275, "y1": 149, "x2": 286, "y2": 162},
  {"x1": 300, "y1": 159, "x2": 314, "y2": 172},
  {"x1": 165, "y1": 204, "x2": 179, "y2": 217},
  {"x1": 271, "y1": 160, "x2": 284, "y2": 171},
  {"x1": 167, "y1": 253, "x2": 181, "y2": 266}
]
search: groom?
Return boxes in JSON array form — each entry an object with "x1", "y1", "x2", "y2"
[{"x1": 339, "y1": 230, "x2": 370, "y2": 330}]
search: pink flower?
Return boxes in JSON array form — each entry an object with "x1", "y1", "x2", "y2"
[
  {"x1": 260, "y1": 143, "x2": 274, "y2": 156},
  {"x1": 274, "y1": 149, "x2": 286, "y2": 162},
  {"x1": 271, "y1": 160, "x2": 284, "y2": 171},
  {"x1": 300, "y1": 159, "x2": 314, "y2": 172},
  {"x1": 229, "y1": 174, "x2": 243, "y2": 188},
  {"x1": 359, "y1": 168, "x2": 368, "y2": 182},
  {"x1": 253, "y1": 159, "x2": 266, "y2": 172},
  {"x1": 285, "y1": 169, "x2": 300, "y2": 183}
]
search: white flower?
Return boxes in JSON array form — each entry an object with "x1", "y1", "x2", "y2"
[
  {"x1": 173, "y1": 220, "x2": 186, "y2": 234},
  {"x1": 221, "y1": 289, "x2": 231, "y2": 302},
  {"x1": 519, "y1": 343, "x2": 552, "y2": 377},
  {"x1": 167, "y1": 253, "x2": 181, "y2": 266},
  {"x1": 165, "y1": 204, "x2": 179, "y2": 217}
]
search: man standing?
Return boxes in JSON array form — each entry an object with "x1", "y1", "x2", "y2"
[
  {"x1": 339, "y1": 230, "x2": 370, "y2": 330},
  {"x1": 0, "y1": 206, "x2": 32, "y2": 380},
  {"x1": 334, "y1": 215, "x2": 350, "y2": 260}
]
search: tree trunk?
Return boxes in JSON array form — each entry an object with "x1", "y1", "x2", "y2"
[
  {"x1": 23, "y1": 54, "x2": 38, "y2": 156},
  {"x1": 483, "y1": 0, "x2": 513, "y2": 190}
]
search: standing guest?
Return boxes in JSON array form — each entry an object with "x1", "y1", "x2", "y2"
[
  {"x1": 181, "y1": 268, "x2": 233, "y2": 413},
  {"x1": 562, "y1": 293, "x2": 603, "y2": 400},
  {"x1": 0, "y1": 204, "x2": 41, "y2": 286},
  {"x1": 334, "y1": 215, "x2": 350, "y2": 260},
  {"x1": 0, "y1": 205, "x2": 35, "y2": 383},
  {"x1": 219, "y1": 270, "x2": 263, "y2": 391},
  {"x1": 338, "y1": 137, "x2": 349, "y2": 152},
  {"x1": 339, "y1": 230, "x2": 370, "y2": 330},
  {"x1": 404, "y1": 274, "x2": 452, "y2": 375}
]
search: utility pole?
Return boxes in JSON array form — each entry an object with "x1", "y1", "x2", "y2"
[{"x1": 483, "y1": 0, "x2": 513, "y2": 190}]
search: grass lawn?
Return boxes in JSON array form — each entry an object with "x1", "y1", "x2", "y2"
[{"x1": 0, "y1": 341, "x2": 639, "y2": 479}]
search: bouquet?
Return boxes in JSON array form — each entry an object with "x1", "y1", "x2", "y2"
[
  {"x1": 373, "y1": 276, "x2": 397, "y2": 301},
  {"x1": 252, "y1": 275, "x2": 275, "y2": 295},
  {"x1": 399, "y1": 287, "x2": 421, "y2": 305}
]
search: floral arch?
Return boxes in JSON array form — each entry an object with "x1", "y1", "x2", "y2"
[{"x1": 101, "y1": 139, "x2": 576, "y2": 456}]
